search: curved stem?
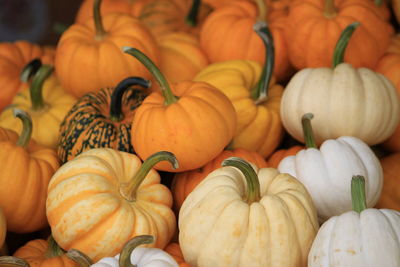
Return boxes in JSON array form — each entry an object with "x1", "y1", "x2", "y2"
[
  {"x1": 30, "y1": 65, "x2": 53, "y2": 111},
  {"x1": 66, "y1": 249, "x2": 93, "y2": 267},
  {"x1": 254, "y1": 0, "x2": 267, "y2": 22},
  {"x1": 119, "y1": 151, "x2": 178, "y2": 202},
  {"x1": 110, "y1": 77, "x2": 151, "y2": 122},
  {"x1": 119, "y1": 235, "x2": 154, "y2": 267},
  {"x1": 301, "y1": 113, "x2": 317, "y2": 149},
  {"x1": 251, "y1": 21, "x2": 274, "y2": 105},
  {"x1": 332, "y1": 22, "x2": 360, "y2": 68},
  {"x1": 324, "y1": 0, "x2": 337, "y2": 18},
  {"x1": 123, "y1": 47, "x2": 178, "y2": 106},
  {"x1": 185, "y1": 0, "x2": 201, "y2": 27},
  {"x1": 222, "y1": 157, "x2": 261, "y2": 203},
  {"x1": 351, "y1": 175, "x2": 367, "y2": 213},
  {"x1": 13, "y1": 109, "x2": 32, "y2": 148},
  {"x1": 44, "y1": 236, "x2": 65, "y2": 258},
  {"x1": 20, "y1": 59, "x2": 42, "y2": 83},
  {"x1": 93, "y1": 0, "x2": 106, "y2": 40},
  {"x1": 0, "y1": 256, "x2": 30, "y2": 267}
]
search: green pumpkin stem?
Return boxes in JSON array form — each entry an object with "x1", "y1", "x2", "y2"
[
  {"x1": 13, "y1": 109, "x2": 33, "y2": 148},
  {"x1": 94, "y1": 0, "x2": 106, "y2": 40},
  {"x1": 44, "y1": 236, "x2": 65, "y2": 258},
  {"x1": 351, "y1": 175, "x2": 367, "y2": 213},
  {"x1": 302, "y1": 113, "x2": 317, "y2": 149},
  {"x1": 119, "y1": 235, "x2": 154, "y2": 267},
  {"x1": 123, "y1": 47, "x2": 178, "y2": 106},
  {"x1": 186, "y1": 0, "x2": 201, "y2": 27},
  {"x1": 332, "y1": 22, "x2": 360, "y2": 68},
  {"x1": 110, "y1": 77, "x2": 151, "y2": 122},
  {"x1": 20, "y1": 59, "x2": 42, "y2": 83},
  {"x1": 254, "y1": 0, "x2": 267, "y2": 22},
  {"x1": 324, "y1": 0, "x2": 337, "y2": 18},
  {"x1": 120, "y1": 151, "x2": 178, "y2": 202},
  {"x1": 374, "y1": 0, "x2": 383, "y2": 6},
  {"x1": 30, "y1": 64, "x2": 53, "y2": 111},
  {"x1": 65, "y1": 249, "x2": 93, "y2": 267},
  {"x1": 0, "y1": 256, "x2": 30, "y2": 267},
  {"x1": 222, "y1": 157, "x2": 261, "y2": 204},
  {"x1": 251, "y1": 21, "x2": 274, "y2": 105}
]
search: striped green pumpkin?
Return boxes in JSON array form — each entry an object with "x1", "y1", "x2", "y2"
[{"x1": 58, "y1": 77, "x2": 149, "y2": 163}]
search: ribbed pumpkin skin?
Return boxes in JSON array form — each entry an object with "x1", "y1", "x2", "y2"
[
  {"x1": 58, "y1": 87, "x2": 147, "y2": 163},
  {"x1": 285, "y1": 0, "x2": 394, "y2": 70},
  {"x1": 55, "y1": 13, "x2": 160, "y2": 98},
  {"x1": 0, "y1": 128, "x2": 60, "y2": 233},
  {"x1": 0, "y1": 41, "x2": 54, "y2": 111},
  {"x1": 267, "y1": 145, "x2": 303, "y2": 168},
  {"x1": 46, "y1": 148, "x2": 176, "y2": 262},
  {"x1": 171, "y1": 148, "x2": 268, "y2": 213},
  {"x1": 376, "y1": 153, "x2": 400, "y2": 210},
  {"x1": 164, "y1": 243, "x2": 190, "y2": 267},
  {"x1": 13, "y1": 239, "x2": 78, "y2": 267}
]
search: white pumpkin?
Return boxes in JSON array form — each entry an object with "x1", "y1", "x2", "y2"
[
  {"x1": 91, "y1": 236, "x2": 178, "y2": 267},
  {"x1": 179, "y1": 157, "x2": 319, "y2": 267},
  {"x1": 308, "y1": 176, "x2": 400, "y2": 267}
]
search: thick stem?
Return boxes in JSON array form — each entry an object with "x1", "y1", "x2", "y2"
[
  {"x1": 119, "y1": 151, "x2": 178, "y2": 202},
  {"x1": 30, "y1": 64, "x2": 53, "y2": 111},
  {"x1": 44, "y1": 236, "x2": 65, "y2": 258},
  {"x1": 186, "y1": 0, "x2": 201, "y2": 27},
  {"x1": 123, "y1": 47, "x2": 178, "y2": 106},
  {"x1": 254, "y1": 0, "x2": 267, "y2": 22},
  {"x1": 119, "y1": 235, "x2": 154, "y2": 267},
  {"x1": 0, "y1": 256, "x2": 30, "y2": 267},
  {"x1": 251, "y1": 21, "x2": 274, "y2": 105},
  {"x1": 222, "y1": 157, "x2": 261, "y2": 204},
  {"x1": 332, "y1": 22, "x2": 360, "y2": 68},
  {"x1": 324, "y1": 0, "x2": 337, "y2": 18},
  {"x1": 110, "y1": 77, "x2": 151, "y2": 122},
  {"x1": 66, "y1": 249, "x2": 93, "y2": 267},
  {"x1": 351, "y1": 175, "x2": 367, "y2": 213},
  {"x1": 20, "y1": 59, "x2": 42, "y2": 83},
  {"x1": 301, "y1": 113, "x2": 317, "y2": 149},
  {"x1": 13, "y1": 109, "x2": 32, "y2": 148},
  {"x1": 93, "y1": 0, "x2": 106, "y2": 40}
]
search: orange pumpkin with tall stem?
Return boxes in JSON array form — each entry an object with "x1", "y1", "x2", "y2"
[{"x1": 124, "y1": 47, "x2": 236, "y2": 172}]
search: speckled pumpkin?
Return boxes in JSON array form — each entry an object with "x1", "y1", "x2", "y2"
[{"x1": 58, "y1": 77, "x2": 149, "y2": 163}]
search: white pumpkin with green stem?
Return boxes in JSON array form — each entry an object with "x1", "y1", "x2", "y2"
[
  {"x1": 280, "y1": 22, "x2": 400, "y2": 146},
  {"x1": 278, "y1": 113, "x2": 383, "y2": 222},
  {"x1": 179, "y1": 157, "x2": 319, "y2": 267},
  {"x1": 309, "y1": 176, "x2": 400, "y2": 267},
  {"x1": 91, "y1": 235, "x2": 178, "y2": 267}
]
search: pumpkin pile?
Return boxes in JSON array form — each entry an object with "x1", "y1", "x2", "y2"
[{"x1": 0, "y1": 0, "x2": 399, "y2": 266}]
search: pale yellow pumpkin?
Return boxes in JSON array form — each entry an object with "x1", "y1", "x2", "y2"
[{"x1": 46, "y1": 148, "x2": 177, "y2": 262}]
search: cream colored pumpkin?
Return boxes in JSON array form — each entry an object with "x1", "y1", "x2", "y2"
[
  {"x1": 179, "y1": 157, "x2": 319, "y2": 267},
  {"x1": 280, "y1": 63, "x2": 400, "y2": 146},
  {"x1": 46, "y1": 148, "x2": 177, "y2": 262}
]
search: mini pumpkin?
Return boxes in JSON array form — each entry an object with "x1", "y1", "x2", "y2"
[
  {"x1": 375, "y1": 153, "x2": 400, "y2": 210},
  {"x1": 58, "y1": 77, "x2": 149, "y2": 163},
  {"x1": 46, "y1": 149, "x2": 177, "y2": 262},
  {"x1": 267, "y1": 145, "x2": 303, "y2": 168},
  {"x1": 0, "y1": 208, "x2": 5, "y2": 251}
]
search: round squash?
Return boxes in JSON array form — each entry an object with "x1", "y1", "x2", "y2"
[
  {"x1": 0, "y1": 109, "x2": 60, "y2": 233},
  {"x1": 267, "y1": 145, "x2": 303, "y2": 168},
  {"x1": 179, "y1": 157, "x2": 319, "y2": 267},
  {"x1": 58, "y1": 77, "x2": 149, "y2": 163},
  {"x1": 46, "y1": 149, "x2": 177, "y2": 262},
  {"x1": 124, "y1": 47, "x2": 236, "y2": 172},
  {"x1": 375, "y1": 153, "x2": 400, "y2": 210}
]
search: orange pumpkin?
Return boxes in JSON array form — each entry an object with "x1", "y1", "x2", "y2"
[
  {"x1": 0, "y1": 109, "x2": 60, "y2": 233},
  {"x1": 158, "y1": 31, "x2": 209, "y2": 83},
  {"x1": 13, "y1": 237, "x2": 89, "y2": 267},
  {"x1": 375, "y1": 153, "x2": 400, "y2": 210},
  {"x1": 55, "y1": 0, "x2": 160, "y2": 98},
  {"x1": 199, "y1": 0, "x2": 292, "y2": 82},
  {"x1": 0, "y1": 208, "x2": 5, "y2": 251},
  {"x1": 0, "y1": 41, "x2": 54, "y2": 111},
  {"x1": 164, "y1": 243, "x2": 190, "y2": 267},
  {"x1": 375, "y1": 34, "x2": 400, "y2": 152},
  {"x1": 267, "y1": 145, "x2": 303, "y2": 168},
  {"x1": 171, "y1": 148, "x2": 268, "y2": 213},
  {"x1": 124, "y1": 47, "x2": 236, "y2": 172},
  {"x1": 285, "y1": 0, "x2": 394, "y2": 70}
]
